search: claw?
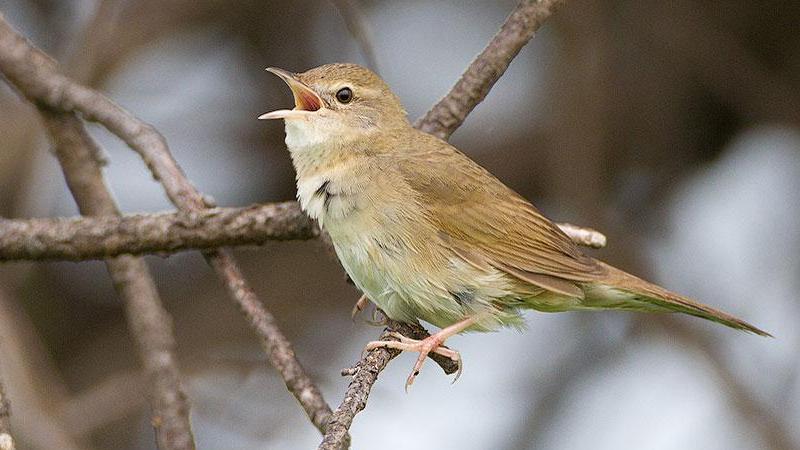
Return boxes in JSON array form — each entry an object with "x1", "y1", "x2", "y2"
[
  {"x1": 350, "y1": 295, "x2": 386, "y2": 326},
  {"x1": 363, "y1": 327, "x2": 468, "y2": 390},
  {"x1": 369, "y1": 307, "x2": 386, "y2": 326},
  {"x1": 351, "y1": 294, "x2": 369, "y2": 321}
]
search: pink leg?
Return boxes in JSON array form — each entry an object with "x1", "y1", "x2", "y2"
[{"x1": 365, "y1": 315, "x2": 479, "y2": 390}]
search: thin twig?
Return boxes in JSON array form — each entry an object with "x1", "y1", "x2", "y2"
[
  {"x1": 414, "y1": 0, "x2": 567, "y2": 140},
  {"x1": 321, "y1": 1, "x2": 568, "y2": 448},
  {"x1": 205, "y1": 249, "x2": 338, "y2": 436},
  {"x1": 0, "y1": 13, "x2": 338, "y2": 440},
  {"x1": 40, "y1": 111, "x2": 195, "y2": 450},
  {"x1": 0, "y1": 204, "x2": 603, "y2": 262}
]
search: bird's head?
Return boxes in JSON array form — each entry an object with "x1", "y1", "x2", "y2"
[{"x1": 259, "y1": 63, "x2": 408, "y2": 147}]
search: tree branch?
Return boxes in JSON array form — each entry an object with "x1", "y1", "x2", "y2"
[
  {"x1": 0, "y1": 13, "x2": 338, "y2": 441},
  {"x1": 0, "y1": 204, "x2": 604, "y2": 262},
  {"x1": 205, "y1": 249, "x2": 339, "y2": 436},
  {"x1": 40, "y1": 111, "x2": 195, "y2": 450},
  {"x1": 319, "y1": 319, "x2": 458, "y2": 450},
  {"x1": 318, "y1": 331, "x2": 396, "y2": 450},
  {"x1": 414, "y1": 0, "x2": 567, "y2": 140},
  {"x1": 0, "y1": 203, "x2": 316, "y2": 261}
]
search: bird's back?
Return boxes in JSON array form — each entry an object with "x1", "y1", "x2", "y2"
[{"x1": 391, "y1": 130, "x2": 606, "y2": 292}]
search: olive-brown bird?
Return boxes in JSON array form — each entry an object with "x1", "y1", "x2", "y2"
[{"x1": 259, "y1": 63, "x2": 770, "y2": 388}]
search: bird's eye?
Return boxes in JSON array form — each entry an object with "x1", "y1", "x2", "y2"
[{"x1": 335, "y1": 87, "x2": 353, "y2": 104}]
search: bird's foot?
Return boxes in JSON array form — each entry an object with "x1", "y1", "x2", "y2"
[
  {"x1": 365, "y1": 332, "x2": 461, "y2": 390},
  {"x1": 351, "y1": 294, "x2": 384, "y2": 325},
  {"x1": 364, "y1": 315, "x2": 477, "y2": 390}
]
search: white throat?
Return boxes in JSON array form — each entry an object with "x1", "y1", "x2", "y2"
[
  {"x1": 284, "y1": 118, "x2": 329, "y2": 149},
  {"x1": 282, "y1": 118, "x2": 366, "y2": 228}
]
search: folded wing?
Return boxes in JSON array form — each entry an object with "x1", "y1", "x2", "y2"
[{"x1": 397, "y1": 135, "x2": 607, "y2": 297}]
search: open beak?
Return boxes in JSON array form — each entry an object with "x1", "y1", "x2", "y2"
[{"x1": 258, "y1": 67, "x2": 326, "y2": 120}]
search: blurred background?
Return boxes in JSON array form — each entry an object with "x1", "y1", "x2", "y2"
[{"x1": 0, "y1": 0, "x2": 798, "y2": 449}]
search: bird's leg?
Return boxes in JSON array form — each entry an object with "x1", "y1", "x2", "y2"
[{"x1": 365, "y1": 315, "x2": 478, "y2": 390}]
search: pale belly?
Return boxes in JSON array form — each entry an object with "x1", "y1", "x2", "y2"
[
  {"x1": 288, "y1": 140, "x2": 526, "y2": 330},
  {"x1": 325, "y1": 214, "x2": 525, "y2": 331}
]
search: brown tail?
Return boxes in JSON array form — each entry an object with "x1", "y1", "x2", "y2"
[{"x1": 594, "y1": 261, "x2": 771, "y2": 337}]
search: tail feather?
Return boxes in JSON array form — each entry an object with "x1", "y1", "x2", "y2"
[{"x1": 593, "y1": 261, "x2": 771, "y2": 337}]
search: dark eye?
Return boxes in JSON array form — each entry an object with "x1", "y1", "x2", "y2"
[{"x1": 335, "y1": 87, "x2": 353, "y2": 104}]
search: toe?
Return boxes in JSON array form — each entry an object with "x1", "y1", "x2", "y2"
[
  {"x1": 451, "y1": 357, "x2": 464, "y2": 384},
  {"x1": 405, "y1": 369, "x2": 420, "y2": 392}
]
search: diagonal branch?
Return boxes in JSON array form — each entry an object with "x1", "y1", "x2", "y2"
[
  {"x1": 318, "y1": 319, "x2": 458, "y2": 450},
  {"x1": 318, "y1": 330, "x2": 397, "y2": 450},
  {"x1": 414, "y1": 0, "x2": 567, "y2": 140},
  {"x1": 0, "y1": 13, "x2": 338, "y2": 441},
  {"x1": 0, "y1": 204, "x2": 604, "y2": 262},
  {"x1": 40, "y1": 111, "x2": 195, "y2": 450}
]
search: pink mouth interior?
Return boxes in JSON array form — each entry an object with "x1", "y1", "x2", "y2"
[{"x1": 297, "y1": 90, "x2": 322, "y2": 111}]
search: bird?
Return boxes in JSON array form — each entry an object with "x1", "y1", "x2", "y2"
[{"x1": 259, "y1": 63, "x2": 770, "y2": 389}]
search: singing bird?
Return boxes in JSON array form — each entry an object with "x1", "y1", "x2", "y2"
[{"x1": 259, "y1": 63, "x2": 769, "y2": 387}]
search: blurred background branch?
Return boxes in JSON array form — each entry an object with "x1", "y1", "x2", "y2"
[
  {"x1": 0, "y1": 11, "x2": 195, "y2": 449},
  {"x1": 651, "y1": 316, "x2": 796, "y2": 450},
  {"x1": 330, "y1": 0, "x2": 380, "y2": 73},
  {"x1": 0, "y1": 11, "x2": 339, "y2": 443},
  {"x1": 0, "y1": 286, "x2": 89, "y2": 450},
  {"x1": 40, "y1": 111, "x2": 196, "y2": 450}
]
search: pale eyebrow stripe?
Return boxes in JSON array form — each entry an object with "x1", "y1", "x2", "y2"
[{"x1": 325, "y1": 82, "x2": 381, "y2": 98}]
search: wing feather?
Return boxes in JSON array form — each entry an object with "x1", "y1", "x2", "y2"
[{"x1": 396, "y1": 133, "x2": 606, "y2": 294}]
